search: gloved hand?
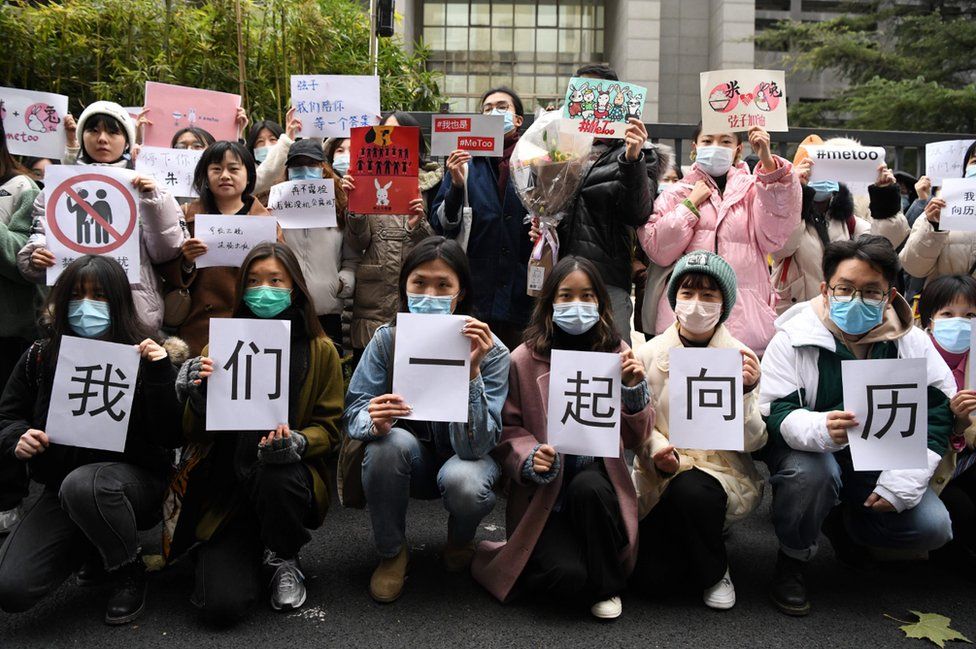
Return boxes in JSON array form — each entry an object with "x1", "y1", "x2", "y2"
[
  {"x1": 257, "y1": 425, "x2": 308, "y2": 465},
  {"x1": 176, "y1": 356, "x2": 212, "y2": 414}
]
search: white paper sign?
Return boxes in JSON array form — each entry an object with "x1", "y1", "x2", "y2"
[
  {"x1": 547, "y1": 350, "x2": 621, "y2": 458},
  {"x1": 267, "y1": 179, "x2": 337, "y2": 229},
  {"x1": 804, "y1": 145, "x2": 887, "y2": 185},
  {"x1": 46, "y1": 336, "x2": 141, "y2": 452},
  {"x1": 668, "y1": 348, "x2": 745, "y2": 452},
  {"x1": 206, "y1": 318, "x2": 291, "y2": 431},
  {"x1": 195, "y1": 214, "x2": 278, "y2": 268},
  {"x1": 431, "y1": 115, "x2": 506, "y2": 157},
  {"x1": 43, "y1": 165, "x2": 141, "y2": 285},
  {"x1": 134, "y1": 146, "x2": 202, "y2": 199},
  {"x1": 290, "y1": 75, "x2": 381, "y2": 139},
  {"x1": 939, "y1": 178, "x2": 976, "y2": 232},
  {"x1": 392, "y1": 313, "x2": 470, "y2": 423},
  {"x1": 842, "y1": 358, "x2": 928, "y2": 471},
  {"x1": 0, "y1": 86, "x2": 69, "y2": 159},
  {"x1": 925, "y1": 139, "x2": 976, "y2": 186},
  {"x1": 699, "y1": 69, "x2": 788, "y2": 135}
]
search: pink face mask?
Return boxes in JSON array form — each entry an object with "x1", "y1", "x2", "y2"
[{"x1": 674, "y1": 299, "x2": 722, "y2": 334}]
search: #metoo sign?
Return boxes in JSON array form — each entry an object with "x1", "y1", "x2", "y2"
[{"x1": 430, "y1": 115, "x2": 505, "y2": 157}]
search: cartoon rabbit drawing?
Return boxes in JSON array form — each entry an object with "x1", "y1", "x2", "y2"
[
  {"x1": 374, "y1": 178, "x2": 392, "y2": 207},
  {"x1": 626, "y1": 91, "x2": 644, "y2": 120},
  {"x1": 567, "y1": 85, "x2": 584, "y2": 118},
  {"x1": 594, "y1": 87, "x2": 611, "y2": 120},
  {"x1": 608, "y1": 85, "x2": 626, "y2": 122},
  {"x1": 581, "y1": 85, "x2": 596, "y2": 119}
]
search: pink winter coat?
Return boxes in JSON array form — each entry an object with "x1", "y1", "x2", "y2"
[
  {"x1": 471, "y1": 342, "x2": 654, "y2": 602},
  {"x1": 638, "y1": 158, "x2": 801, "y2": 355}
]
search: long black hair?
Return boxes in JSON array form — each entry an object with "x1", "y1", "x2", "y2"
[
  {"x1": 245, "y1": 120, "x2": 284, "y2": 154},
  {"x1": 397, "y1": 236, "x2": 473, "y2": 317},
  {"x1": 171, "y1": 126, "x2": 215, "y2": 150},
  {"x1": 191, "y1": 141, "x2": 256, "y2": 213},
  {"x1": 962, "y1": 142, "x2": 976, "y2": 176},
  {"x1": 0, "y1": 110, "x2": 31, "y2": 183}
]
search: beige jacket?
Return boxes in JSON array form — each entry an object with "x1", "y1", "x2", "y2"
[
  {"x1": 632, "y1": 323, "x2": 767, "y2": 522},
  {"x1": 899, "y1": 216, "x2": 976, "y2": 284}
]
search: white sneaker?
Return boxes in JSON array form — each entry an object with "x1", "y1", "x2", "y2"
[
  {"x1": 590, "y1": 595, "x2": 622, "y2": 620},
  {"x1": 703, "y1": 569, "x2": 736, "y2": 610}
]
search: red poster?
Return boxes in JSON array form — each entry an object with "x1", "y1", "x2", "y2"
[{"x1": 348, "y1": 125, "x2": 421, "y2": 215}]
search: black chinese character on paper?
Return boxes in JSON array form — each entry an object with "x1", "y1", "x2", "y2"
[
  {"x1": 223, "y1": 339, "x2": 283, "y2": 400},
  {"x1": 686, "y1": 368, "x2": 736, "y2": 421},
  {"x1": 68, "y1": 364, "x2": 131, "y2": 422},
  {"x1": 561, "y1": 371, "x2": 616, "y2": 428},
  {"x1": 863, "y1": 383, "x2": 918, "y2": 440}
]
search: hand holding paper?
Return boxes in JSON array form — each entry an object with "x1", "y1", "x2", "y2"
[{"x1": 368, "y1": 394, "x2": 412, "y2": 436}]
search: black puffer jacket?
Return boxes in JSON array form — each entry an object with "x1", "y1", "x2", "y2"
[{"x1": 557, "y1": 142, "x2": 665, "y2": 290}]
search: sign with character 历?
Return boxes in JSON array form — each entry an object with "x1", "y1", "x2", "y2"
[
  {"x1": 348, "y1": 125, "x2": 421, "y2": 215},
  {"x1": 699, "y1": 69, "x2": 788, "y2": 134}
]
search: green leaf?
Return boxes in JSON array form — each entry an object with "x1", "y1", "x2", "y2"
[{"x1": 897, "y1": 611, "x2": 973, "y2": 648}]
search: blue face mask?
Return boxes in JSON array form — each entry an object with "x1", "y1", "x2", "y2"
[
  {"x1": 332, "y1": 154, "x2": 350, "y2": 177},
  {"x1": 253, "y1": 147, "x2": 271, "y2": 164},
  {"x1": 244, "y1": 286, "x2": 292, "y2": 319},
  {"x1": 490, "y1": 108, "x2": 516, "y2": 134},
  {"x1": 553, "y1": 301, "x2": 600, "y2": 336},
  {"x1": 68, "y1": 299, "x2": 111, "y2": 338},
  {"x1": 288, "y1": 166, "x2": 323, "y2": 181},
  {"x1": 810, "y1": 180, "x2": 839, "y2": 202},
  {"x1": 829, "y1": 295, "x2": 885, "y2": 336},
  {"x1": 407, "y1": 292, "x2": 455, "y2": 315},
  {"x1": 932, "y1": 317, "x2": 972, "y2": 354},
  {"x1": 966, "y1": 164, "x2": 976, "y2": 179}
]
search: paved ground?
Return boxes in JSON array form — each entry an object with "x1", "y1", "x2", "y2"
[{"x1": 1, "y1": 470, "x2": 973, "y2": 649}]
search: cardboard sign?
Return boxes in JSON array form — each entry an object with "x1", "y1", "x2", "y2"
[
  {"x1": 547, "y1": 350, "x2": 621, "y2": 458},
  {"x1": 348, "y1": 125, "x2": 421, "y2": 215},
  {"x1": 43, "y1": 165, "x2": 141, "y2": 285},
  {"x1": 46, "y1": 336, "x2": 141, "y2": 453},
  {"x1": 134, "y1": 145, "x2": 202, "y2": 199},
  {"x1": 925, "y1": 139, "x2": 976, "y2": 186},
  {"x1": 290, "y1": 75, "x2": 381, "y2": 139},
  {"x1": 804, "y1": 145, "x2": 887, "y2": 185},
  {"x1": 143, "y1": 82, "x2": 241, "y2": 147},
  {"x1": 699, "y1": 69, "x2": 788, "y2": 134},
  {"x1": 392, "y1": 313, "x2": 471, "y2": 423},
  {"x1": 939, "y1": 178, "x2": 976, "y2": 232},
  {"x1": 0, "y1": 86, "x2": 69, "y2": 159},
  {"x1": 267, "y1": 179, "x2": 338, "y2": 229},
  {"x1": 430, "y1": 115, "x2": 505, "y2": 157},
  {"x1": 561, "y1": 77, "x2": 647, "y2": 138},
  {"x1": 195, "y1": 214, "x2": 278, "y2": 268},
  {"x1": 668, "y1": 348, "x2": 745, "y2": 452}
]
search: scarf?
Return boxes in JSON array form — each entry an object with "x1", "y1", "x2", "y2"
[{"x1": 497, "y1": 131, "x2": 520, "y2": 203}]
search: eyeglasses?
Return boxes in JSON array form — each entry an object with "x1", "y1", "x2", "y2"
[
  {"x1": 482, "y1": 102, "x2": 511, "y2": 114},
  {"x1": 828, "y1": 284, "x2": 889, "y2": 306}
]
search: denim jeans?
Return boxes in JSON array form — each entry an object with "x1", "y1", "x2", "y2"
[
  {"x1": 764, "y1": 443, "x2": 953, "y2": 561},
  {"x1": 362, "y1": 427, "x2": 499, "y2": 557}
]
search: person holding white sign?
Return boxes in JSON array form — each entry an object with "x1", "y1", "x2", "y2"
[
  {"x1": 473, "y1": 257, "x2": 652, "y2": 620},
  {"x1": 631, "y1": 252, "x2": 765, "y2": 610},
  {"x1": 343, "y1": 237, "x2": 510, "y2": 604},
  {"x1": 17, "y1": 101, "x2": 186, "y2": 332},
  {"x1": 759, "y1": 236, "x2": 955, "y2": 617},
  {"x1": 0, "y1": 255, "x2": 185, "y2": 624},
  {"x1": 171, "y1": 242, "x2": 344, "y2": 621}
]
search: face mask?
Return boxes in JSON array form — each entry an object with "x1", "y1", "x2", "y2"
[
  {"x1": 552, "y1": 301, "x2": 600, "y2": 336},
  {"x1": 332, "y1": 153, "x2": 350, "y2": 177},
  {"x1": 966, "y1": 164, "x2": 976, "y2": 179},
  {"x1": 694, "y1": 145, "x2": 734, "y2": 177},
  {"x1": 490, "y1": 108, "x2": 516, "y2": 134},
  {"x1": 932, "y1": 317, "x2": 972, "y2": 354},
  {"x1": 810, "y1": 180, "x2": 839, "y2": 202},
  {"x1": 288, "y1": 166, "x2": 323, "y2": 181},
  {"x1": 244, "y1": 286, "x2": 293, "y2": 318},
  {"x1": 407, "y1": 292, "x2": 456, "y2": 315},
  {"x1": 253, "y1": 146, "x2": 271, "y2": 164},
  {"x1": 657, "y1": 181, "x2": 674, "y2": 196},
  {"x1": 68, "y1": 299, "x2": 111, "y2": 338},
  {"x1": 674, "y1": 299, "x2": 722, "y2": 335},
  {"x1": 829, "y1": 295, "x2": 885, "y2": 336}
]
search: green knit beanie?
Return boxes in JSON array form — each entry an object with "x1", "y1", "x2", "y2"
[{"x1": 667, "y1": 251, "x2": 738, "y2": 324}]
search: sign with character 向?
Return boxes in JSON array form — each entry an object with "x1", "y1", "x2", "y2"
[{"x1": 668, "y1": 347, "x2": 745, "y2": 452}]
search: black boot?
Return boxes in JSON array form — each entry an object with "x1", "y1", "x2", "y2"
[
  {"x1": 104, "y1": 560, "x2": 147, "y2": 625},
  {"x1": 77, "y1": 554, "x2": 107, "y2": 587},
  {"x1": 822, "y1": 505, "x2": 875, "y2": 569},
  {"x1": 770, "y1": 551, "x2": 810, "y2": 616}
]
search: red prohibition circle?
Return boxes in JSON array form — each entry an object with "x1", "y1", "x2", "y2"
[{"x1": 46, "y1": 173, "x2": 138, "y2": 255}]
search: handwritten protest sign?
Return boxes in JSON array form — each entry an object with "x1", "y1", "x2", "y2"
[
  {"x1": 134, "y1": 146, "x2": 202, "y2": 199},
  {"x1": 560, "y1": 78, "x2": 647, "y2": 138},
  {"x1": 668, "y1": 348, "x2": 744, "y2": 452},
  {"x1": 47, "y1": 336, "x2": 141, "y2": 453},
  {"x1": 392, "y1": 313, "x2": 470, "y2": 423},
  {"x1": 803, "y1": 145, "x2": 887, "y2": 185},
  {"x1": 547, "y1": 350, "x2": 621, "y2": 458},
  {"x1": 207, "y1": 318, "x2": 291, "y2": 431},
  {"x1": 290, "y1": 75, "x2": 380, "y2": 139},
  {"x1": 143, "y1": 82, "x2": 241, "y2": 147},
  {"x1": 699, "y1": 69, "x2": 787, "y2": 134},
  {"x1": 925, "y1": 140, "x2": 976, "y2": 186},
  {"x1": 43, "y1": 165, "x2": 141, "y2": 285},
  {"x1": 195, "y1": 214, "x2": 278, "y2": 268},
  {"x1": 348, "y1": 125, "x2": 421, "y2": 215},
  {"x1": 430, "y1": 115, "x2": 505, "y2": 157},
  {"x1": 267, "y1": 179, "x2": 338, "y2": 229},
  {"x1": 842, "y1": 358, "x2": 928, "y2": 471},
  {"x1": 939, "y1": 178, "x2": 976, "y2": 232},
  {"x1": 0, "y1": 86, "x2": 69, "y2": 159}
]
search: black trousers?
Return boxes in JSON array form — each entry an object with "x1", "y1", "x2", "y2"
[
  {"x1": 519, "y1": 462, "x2": 627, "y2": 602},
  {"x1": 632, "y1": 468, "x2": 729, "y2": 593},
  {"x1": 932, "y1": 466, "x2": 976, "y2": 569},
  {"x1": 193, "y1": 462, "x2": 314, "y2": 623},
  {"x1": 0, "y1": 337, "x2": 30, "y2": 510}
]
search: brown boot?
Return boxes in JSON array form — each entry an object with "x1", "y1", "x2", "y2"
[
  {"x1": 442, "y1": 541, "x2": 476, "y2": 573},
  {"x1": 369, "y1": 546, "x2": 409, "y2": 603}
]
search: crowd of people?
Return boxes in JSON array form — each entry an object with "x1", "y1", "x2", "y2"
[{"x1": 0, "y1": 63, "x2": 974, "y2": 628}]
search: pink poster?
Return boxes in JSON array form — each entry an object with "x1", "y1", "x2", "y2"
[{"x1": 142, "y1": 82, "x2": 241, "y2": 147}]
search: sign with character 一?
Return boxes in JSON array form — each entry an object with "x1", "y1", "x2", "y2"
[
  {"x1": 43, "y1": 165, "x2": 141, "y2": 286},
  {"x1": 668, "y1": 347, "x2": 745, "y2": 452},
  {"x1": 392, "y1": 313, "x2": 471, "y2": 423},
  {"x1": 547, "y1": 350, "x2": 621, "y2": 458}
]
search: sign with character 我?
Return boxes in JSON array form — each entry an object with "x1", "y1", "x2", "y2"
[
  {"x1": 348, "y1": 125, "x2": 421, "y2": 215},
  {"x1": 561, "y1": 78, "x2": 647, "y2": 138},
  {"x1": 0, "y1": 86, "x2": 69, "y2": 159},
  {"x1": 668, "y1": 347, "x2": 744, "y2": 452},
  {"x1": 699, "y1": 69, "x2": 788, "y2": 135},
  {"x1": 546, "y1": 350, "x2": 621, "y2": 458}
]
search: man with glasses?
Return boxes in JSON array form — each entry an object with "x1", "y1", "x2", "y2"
[{"x1": 758, "y1": 234, "x2": 955, "y2": 617}]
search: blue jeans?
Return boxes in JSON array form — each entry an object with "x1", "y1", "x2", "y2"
[
  {"x1": 362, "y1": 427, "x2": 500, "y2": 557},
  {"x1": 764, "y1": 444, "x2": 952, "y2": 561}
]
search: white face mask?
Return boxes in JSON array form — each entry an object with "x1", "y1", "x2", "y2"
[
  {"x1": 694, "y1": 145, "x2": 735, "y2": 177},
  {"x1": 674, "y1": 299, "x2": 722, "y2": 335}
]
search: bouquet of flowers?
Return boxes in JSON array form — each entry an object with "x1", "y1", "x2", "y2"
[{"x1": 511, "y1": 111, "x2": 593, "y2": 296}]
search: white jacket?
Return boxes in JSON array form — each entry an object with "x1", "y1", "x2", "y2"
[
  {"x1": 281, "y1": 227, "x2": 359, "y2": 316},
  {"x1": 759, "y1": 301, "x2": 956, "y2": 512}
]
